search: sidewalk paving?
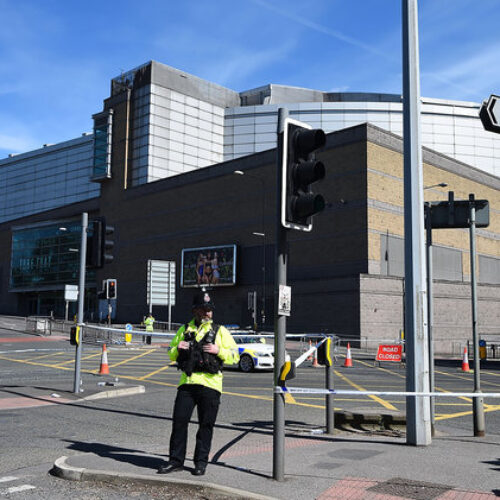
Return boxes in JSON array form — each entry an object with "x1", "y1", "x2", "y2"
[{"x1": 53, "y1": 408, "x2": 500, "y2": 499}]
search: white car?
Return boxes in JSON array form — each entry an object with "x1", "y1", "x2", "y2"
[{"x1": 231, "y1": 335, "x2": 274, "y2": 372}]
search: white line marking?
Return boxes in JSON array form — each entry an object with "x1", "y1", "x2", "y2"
[
  {"x1": 1, "y1": 484, "x2": 36, "y2": 494},
  {"x1": 0, "y1": 477, "x2": 18, "y2": 483}
]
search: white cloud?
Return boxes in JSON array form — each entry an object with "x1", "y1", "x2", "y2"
[
  {"x1": 251, "y1": 0, "x2": 397, "y2": 62},
  {"x1": 422, "y1": 43, "x2": 500, "y2": 100}
]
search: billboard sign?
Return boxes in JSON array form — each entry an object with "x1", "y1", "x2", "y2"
[{"x1": 181, "y1": 245, "x2": 237, "y2": 287}]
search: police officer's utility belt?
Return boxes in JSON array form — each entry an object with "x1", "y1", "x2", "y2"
[{"x1": 177, "y1": 324, "x2": 223, "y2": 376}]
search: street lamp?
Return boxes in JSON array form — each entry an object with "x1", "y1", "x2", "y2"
[
  {"x1": 424, "y1": 182, "x2": 448, "y2": 190},
  {"x1": 234, "y1": 170, "x2": 267, "y2": 329}
]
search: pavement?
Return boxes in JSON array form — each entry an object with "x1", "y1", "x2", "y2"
[
  {"x1": 2, "y1": 317, "x2": 499, "y2": 498},
  {"x1": 48, "y1": 385, "x2": 500, "y2": 500}
]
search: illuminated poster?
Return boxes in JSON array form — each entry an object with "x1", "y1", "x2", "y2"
[{"x1": 181, "y1": 245, "x2": 237, "y2": 287}]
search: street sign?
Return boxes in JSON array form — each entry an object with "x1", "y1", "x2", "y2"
[
  {"x1": 427, "y1": 198, "x2": 489, "y2": 229},
  {"x1": 278, "y1": 285, "x2": 291, "y2": 316},
  {"x1": 376, "y1": 344, "x2": 403, "y2": 363},
  {"x1": 64, "y1": 284, "x2": 78, "y2": 302},
  {"x1": 479, "y1": 94, "x2": 500, "y2": 133},
  {"x1": 147, "y1": 260, "x2": 176, "y2": 306},
  {"x1": 125, "y1": 323, "x2": 133, "y2": 331}
]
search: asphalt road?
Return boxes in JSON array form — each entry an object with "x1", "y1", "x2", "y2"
[{"x1": 0, "y1": 318, "x2": 499, "y2": 498}]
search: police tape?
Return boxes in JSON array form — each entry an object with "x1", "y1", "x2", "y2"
[
  {"x1": 83, "y1": 324, "x2": 174, "y2": 337},
  {"x1": 274, "y1": 386, "x2": 500, "y2": 398}
]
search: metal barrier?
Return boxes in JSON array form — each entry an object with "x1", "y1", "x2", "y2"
[{"x1": 25, "y1": 316, "x2": 52, "y2": 335}]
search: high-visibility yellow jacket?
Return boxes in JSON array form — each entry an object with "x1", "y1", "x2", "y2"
[
  {"x1": 169, "y1": 319, "x2": 239, "y2": 393},
  {"x1": 144, "y1": 316, "x2": 155, "y2": 332}
]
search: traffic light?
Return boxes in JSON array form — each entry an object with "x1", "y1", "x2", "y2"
[
  {"x1": 281, "y1": 117, "x2": 326, "y2": 231},
  {"x1": 317, "y1": 337, "x2": 332, "y2": 367},
  {"x1": 70, "y1": 326, "x2": 80, "y2": 346},
  {"x1": 106, "y1": 279, "x2": 117, "y2": 299},
  {"x1": 86, "y1": 217, "x2": 115, "y2": 268}
]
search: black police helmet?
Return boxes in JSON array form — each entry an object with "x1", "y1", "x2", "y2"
[{"x1": 192, "y1": 290, "x2": 215, "y2": 311}]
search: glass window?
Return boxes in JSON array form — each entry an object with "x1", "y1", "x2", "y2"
[
  {"x1": 92, "y1": 110, "x2": 113, "y2": 180},
  {"x1": 10, "y1": 222, "x2": 95, "y2": 289}
]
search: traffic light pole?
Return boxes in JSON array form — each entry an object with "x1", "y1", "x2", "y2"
[
  {"x1": 273, "y1": 107, "x2": 288, "y2": 481},
  {"x1": 425, "y1": 203, "x2": 436, "y2": 436},
  {"x1": 402, "y1": 0, "x2": 431, "y2": 445},
  {"x1": 73, "y1": 212, "x2": 88, "y2": 394},
  {"x1": 469, "y1": 195, "x2": 485, "y2": 436}
]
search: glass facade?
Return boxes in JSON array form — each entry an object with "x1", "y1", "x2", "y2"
[
  {"x1": 92, "y1": 110, "x2": 113, "y2": 180},
  {"x1": 0, "y1": 136, "x2": 97, "y2": 224},
  {"x1": 10, "y1": 222, "x2": 94, "y2": 289}
]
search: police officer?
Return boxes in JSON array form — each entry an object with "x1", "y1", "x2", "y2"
[
  {"x1": 144, "y1": 313, "x2": 154, "y2": 345},
  {"x1": 158, "y1": 290, "x2": 239, "y2": 476}
]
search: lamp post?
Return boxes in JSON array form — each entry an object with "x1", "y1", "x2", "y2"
[
  {"x1": 234, "y1": 170, "x2": 267, "y2": 329},
  {"x1": 423, "y1": 181, "x2": 446, "y2": 436},
  {"x1": 423, "y1": 182, "x2": 447, "y2": 190}
]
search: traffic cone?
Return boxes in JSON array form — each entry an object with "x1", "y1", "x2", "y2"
[
  {"x1": 344, "y1": 343, "x2": 353, "y2": 367},
  {"x1": 99, "y1": 344, "x2": 110, "y2": 375},
  {"x1": 461, "y1": 347, "x2": 470, "y2": 372},
  {"x1": 312, "y1": 348, "x2": 320, "y2": 368}
]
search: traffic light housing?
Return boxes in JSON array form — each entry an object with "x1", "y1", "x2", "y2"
[
  {"x1": 86, "y1": 217, "x2": 115, "y2": 268},
  {"x1": 317, "y1": 337, "x2": 332, "y2": 367},
  {"x1": 70, "y1": 326, "x2": 80, "y2": 346},
  {"x1": 281, "y1": 117, "x2": 326, "y2": 231},
  {"x1": 106, "y1": 279, "x2": 117, "y2": 299}
]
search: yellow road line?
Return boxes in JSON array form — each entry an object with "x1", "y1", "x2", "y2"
[
  {"x1": 434, "y1": 369, "x2": 500, "y2": 388},
  {"x1": 334, "y1": 370, "x2": 398, "y2": 411},
  {"x1": 435, "y1": 404, "x2": 500, "y2": 421},
  {"x1": 108, "y1": 349, "x2": 156, "y2": 368},
  {"x1": 0, "y1": 355, "x2": 73, "y2": 371},
  {"x1": 53, "y1": 352, "x2": 102, "y2": 367},
  {"x1": 137, "y1": 364, "x2": 174, "y2": 380},
  {"x1": 354, "y1": 358, "x2": 406, "y2": 379},
  {"x1": 26, "y1": 352, "x2": 66, "y2": 361}
]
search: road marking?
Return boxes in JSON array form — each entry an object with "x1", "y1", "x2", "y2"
[
  {"x1": 99, "y1": 349, "x2": 156, "y2": 372},
  {"x1": 0, "y1": 484, "x2": 36, "y2": 495},
  {"x1": 52, "y1": 351, "x2": 101, "y2": 367},
  {"x1": 137, "y1": 363, "x2": 174, "y2": 380},
  {"x1": 26, "y1": 351, "x2": 66, "y2": 361},
  {"x1": 0, "y1": 477, "x2": 17, "y2": 483},
  {"x1": 0, "y1": 355, "x2": 73, "y2": 371},
  {"x1": 334, "y1": 370, "x2": 398, "y2": 411}
]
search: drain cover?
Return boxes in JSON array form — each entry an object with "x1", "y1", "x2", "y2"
[{"x1": 367, "y1": 478, "x2": 452, "y2": 499}]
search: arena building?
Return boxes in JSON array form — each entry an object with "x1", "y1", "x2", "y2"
[{"x1": 0, "y1": 60, "x2": 498, "y2": 353}]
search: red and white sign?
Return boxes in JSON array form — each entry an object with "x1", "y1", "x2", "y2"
[{"x1": 376, "y1": 344, "x2": 403, "y2": 362}]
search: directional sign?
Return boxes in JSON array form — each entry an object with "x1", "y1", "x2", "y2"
[
  {"x1": 479, "y1": 94, "x2": 500, "y2": 133},
  {"x1": 64, "y1": 284, "x2": 79, "y2": 302}
]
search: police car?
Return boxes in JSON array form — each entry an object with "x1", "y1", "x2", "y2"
[{"x1": 231, "y1": 335, "x2": 274, "y2": 372}]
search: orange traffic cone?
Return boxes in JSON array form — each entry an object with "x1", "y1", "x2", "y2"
[
  {"x1": 344, "y1": 343, "x2": 353, "y2": 367},
  {"x1": 312, "y1": 347, "x2": 320, "y2": 368},
  {"x1": 461, "y1": 347, "x2": 470, "y2": 372},
  {"x1": 99, "y1": 344, "x2": 110, "y2": 375}
]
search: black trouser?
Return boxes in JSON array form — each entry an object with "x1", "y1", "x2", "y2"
[{"x1": 169, "y1": 384, "x2": 221, "y2": 468}]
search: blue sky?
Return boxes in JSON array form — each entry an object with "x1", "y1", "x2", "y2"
[{"x1": 1, "y1": 0, "x2": 499, "y2": 158}]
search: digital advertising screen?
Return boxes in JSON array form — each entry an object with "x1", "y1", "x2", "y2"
[{"x1": 181, "y1": 244, "x2": 237, "y2": 288}]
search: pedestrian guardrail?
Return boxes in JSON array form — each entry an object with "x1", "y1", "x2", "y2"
[{"x1": 25, "y1": 316, "x2": 52, "y2": 335}]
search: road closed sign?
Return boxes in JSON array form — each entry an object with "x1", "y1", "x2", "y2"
[{"x1": 376, "y1": 344, "x2": 403, "y2": 362}]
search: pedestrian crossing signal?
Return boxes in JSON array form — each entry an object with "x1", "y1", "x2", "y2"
[{"x1": 317, "y1": 338, "x2": 332, "y2": 367}]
